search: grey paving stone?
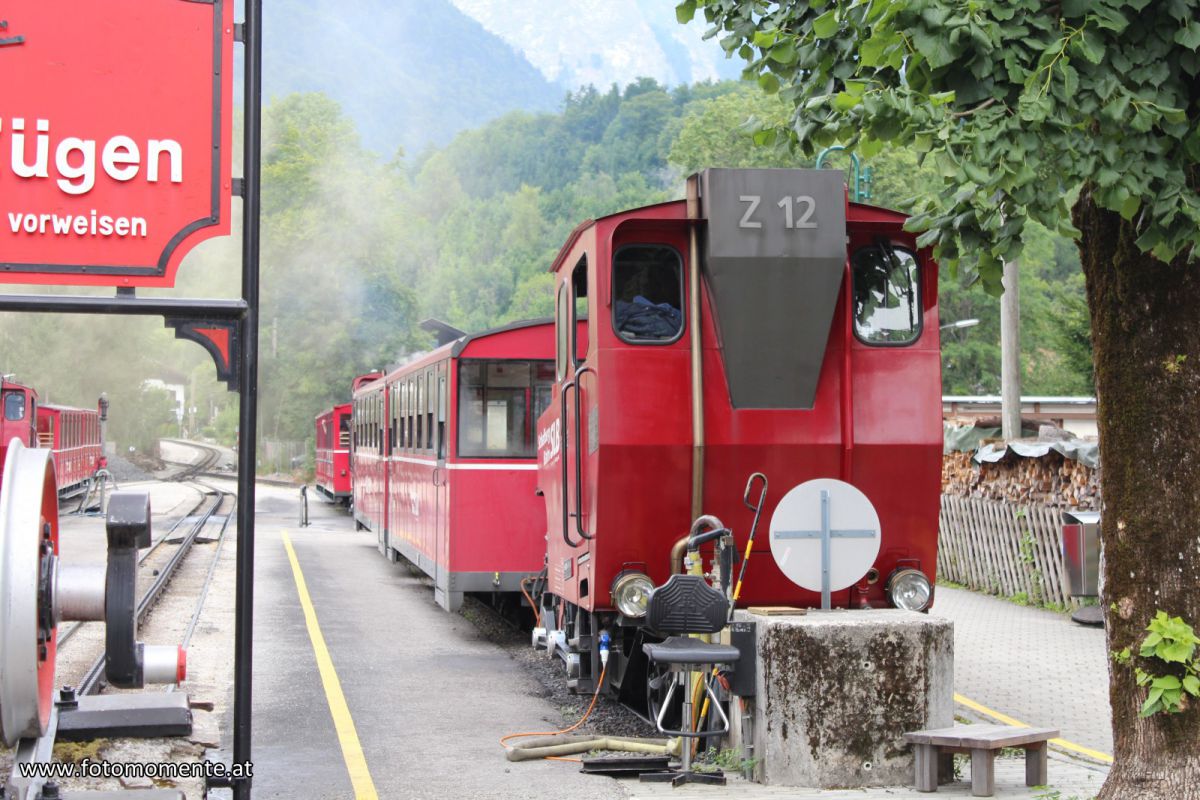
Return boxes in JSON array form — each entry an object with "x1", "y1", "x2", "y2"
[{"x1": 931, "y1": 586, "x2": 1112, "y2": 758}]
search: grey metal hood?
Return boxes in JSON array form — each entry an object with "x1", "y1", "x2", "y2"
[{"x1": 698, "y1": 168, "x2": 847, "y2": 409}]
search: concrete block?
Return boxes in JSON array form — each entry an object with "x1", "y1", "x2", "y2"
[{"x1": 734, "y1": 609, "x2": 953, "y2": 788}]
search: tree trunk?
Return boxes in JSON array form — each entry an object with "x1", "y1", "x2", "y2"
[{"x1": 1074, "y1": 188, "x2": 1200, "y2": 798}]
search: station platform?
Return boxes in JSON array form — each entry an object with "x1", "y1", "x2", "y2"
[{"x1": 231, "y1": 483, "x2": 1111, "y2": 800}]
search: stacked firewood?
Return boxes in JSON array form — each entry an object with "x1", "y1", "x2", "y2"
[{"x1": 941, "y1": 449, "x2": 1100, "y2": 510}]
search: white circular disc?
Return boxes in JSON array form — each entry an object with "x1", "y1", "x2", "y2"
[{"x1": 768, "y1": 478, "x2": 881, "y2": 593}]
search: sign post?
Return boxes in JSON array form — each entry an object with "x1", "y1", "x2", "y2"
[{"x1": 0, "y1": 2, "x2": 260, "y2": 796}]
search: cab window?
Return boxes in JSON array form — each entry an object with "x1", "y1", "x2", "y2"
[
  {"x1": 4, "y1": 391, "x2": 25, "y2": 421},
  {"x1": 556, "y1": 283, "x2": 570, "y2": 380},
  {"x1": 852, "y1": 243, "x2": 922, "y2": 345},
  {"x1": 612, "y1": 245, "x2": 684, "y2": 343},
  {"x1": 458, "y1": 360, "x2": 555, "y2": 458}
]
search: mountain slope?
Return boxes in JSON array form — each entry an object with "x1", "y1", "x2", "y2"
[
  {"x1": 447, "y1": 0, "x2": 743, "y2": 89},
  {"x1": 263, "y1": 0, "x2": 563, "y2": 155}
]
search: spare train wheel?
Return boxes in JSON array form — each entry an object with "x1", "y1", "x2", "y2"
[{"x1": 0, "y1": 439, "x2": 60, "y2": 746}]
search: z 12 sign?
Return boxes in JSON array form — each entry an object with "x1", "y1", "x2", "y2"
[{"x1": 0, "y1": 1, "x2": 233, "y2": 287}]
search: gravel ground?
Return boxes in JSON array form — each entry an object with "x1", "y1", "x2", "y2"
[
  {"x1": 455, "y1": 587, "x2": 659, "y2": 741},
  {"x1": 103, "y1": 451, "x2": 155, "y2": 483}
]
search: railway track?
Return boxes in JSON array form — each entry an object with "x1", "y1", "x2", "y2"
[
  {"x1": 74, "y1": 485, "x2": 235, "y2": 696},
  {"x1": 5, "y1": 462, "x2": 237, "y2": 799},
  {"x1": 159, "y1": 438, "x2": 228, "y2": 481}
]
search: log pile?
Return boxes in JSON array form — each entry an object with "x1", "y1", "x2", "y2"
[{"x1": 942, "y1": 449, "x2": 1100, "y2": 510}]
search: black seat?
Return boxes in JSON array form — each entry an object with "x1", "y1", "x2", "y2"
[
  {"x1": 643, "y1": 636, "x2": 740, "y2": 666},
  {"x1": 639, "y1": 574, "x2": 739, "y2": 787}
]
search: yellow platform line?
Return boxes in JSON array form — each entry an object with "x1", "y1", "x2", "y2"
[
  {"x1": 283, "y1": 531, "x2": 380, "y2": 799},
  {"x1": 954, "y1": 692, "x2": 1114, "y2": 764}
]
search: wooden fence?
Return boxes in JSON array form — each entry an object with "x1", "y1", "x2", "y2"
[{"x1": 938, "y1": 495, "x2": 1075, "y2": 609}]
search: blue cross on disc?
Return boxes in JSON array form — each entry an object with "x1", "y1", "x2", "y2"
[{"x1": 768, "y1": 478, "x2": 881, "y2": 609}]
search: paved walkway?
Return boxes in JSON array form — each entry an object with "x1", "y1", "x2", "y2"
[{"x1": 931, "y1": 587, "x2": 1112, "y2": 760}]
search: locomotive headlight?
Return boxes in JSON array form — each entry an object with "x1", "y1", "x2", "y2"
[
  {"x1": 611, "y1": 571, "x2": 655, "y2": 618},
  {"x1": 887, "y1": 568, "x2": 932, "y2": 612}
]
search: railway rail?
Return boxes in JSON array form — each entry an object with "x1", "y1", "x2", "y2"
[
  {"x1": 5, "y1": 443, "x2": 237, "y2": 800},
  {"x1": 159, "y1": 439, "x2": 228, "y2": 482},
  {"x1": 75, "y1": 485, "x2": 234, "y2": 696}
]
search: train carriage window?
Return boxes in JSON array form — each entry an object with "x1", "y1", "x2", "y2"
[
  {"x1": 458, "y1": 359, "x2": 554, "y2": 458},
  {"x1": 612, "y1": 245, "x2": 684, "y2": 343},
  {"x1": 5, "y1": 390, "x2": 25, "y2": 421},
  {"x1": 416, "y1": 375, "x2": 424, "y2": 454},
  {"x1": 400, "y1": 381, "x2": 410, "y2": 450},
  {"x1": 405, "y1": 380, "x2": 411, "y2": 453},
  {"x1": 852, "y1": 243, "x2": 922, "y2": 346},
  {"x1": 389, "y1": 385, "x2": 397, "y2": 451},
  {"x1": 425, "y1": 367, "x2": 435, "y2": 453},
  {"x1": 437, "y1": 371, "x2": 447, "y2": 461},
  {"x1": 572, "y1": 256, "x2": 589, "y2": 366},
  {"x1": 339, "y1": 415, "x2": 351, "y2": 449},
  {"x1": 556, "y1": 283, "x2": 570, "y2": 380},
  {"x1": 406, "y1": 380, "x2": 414, "y2": 454}
]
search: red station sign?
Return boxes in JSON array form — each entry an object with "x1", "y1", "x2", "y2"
[{"x1": 0, "y1": 1, "x2": 234, "y2": 288}]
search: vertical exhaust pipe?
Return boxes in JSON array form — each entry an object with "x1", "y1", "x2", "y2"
[{"x1": 687, "y1": 175, "x2": 705, "y2": 521}]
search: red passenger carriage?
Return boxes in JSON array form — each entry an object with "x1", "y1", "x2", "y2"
[
  {"x1": 0, "y1": 379, "x2": 104, "y2": 498},
  {"x1": 37, "y1": 404, "x2": 104, "y2": 496},
  {"x1": 314, "y1": 403, "x2": 352, "y2": 504},
  {"x1": 352, "y1": 321, "x2": 572, "y2": 610},
  {"x1": 532, "y1": 168, "x2": 944, "y2": 695}
]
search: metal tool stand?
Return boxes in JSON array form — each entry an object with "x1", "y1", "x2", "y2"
[{"x1": 0, "y1": 3, "x2": 263, "y2": 796}]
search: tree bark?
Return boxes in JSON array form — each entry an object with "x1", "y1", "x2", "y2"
[{"x1": 1074, "y1": 188, "x2": 1200, "y2": 798}]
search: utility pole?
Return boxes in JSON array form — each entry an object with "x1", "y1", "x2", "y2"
[{"x1": 1000, "y1": 258, "x2": 1022, "y2": 440}]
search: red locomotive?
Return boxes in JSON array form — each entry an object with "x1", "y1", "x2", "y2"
[
  {"x1": 314, "y1": 403, "x2": 352, "y2": 504},
  {"x1": 0, "y1": 379, "x2": 105, "y2": 497},
  {"x1": 531, "y1": 168, "x2": 943, "y2": 694},
  {"x1": 351, "y1": 321, "x2": 576, "y2": 610}
]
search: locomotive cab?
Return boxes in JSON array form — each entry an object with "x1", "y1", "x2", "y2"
[
  {"x1": 0, "y1": 380, "x2": 38, "y2": 479},
  {"x1": 535, "y1": 169, "x2": 943, "y2": 697}
]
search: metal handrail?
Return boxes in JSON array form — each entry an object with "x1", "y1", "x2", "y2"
[
  {"x1": 559, "y1": 379, "x2": 582, "y2": 548},
  {"x1": 572, "y1": 364, "x2": 596, "y2": 543}
]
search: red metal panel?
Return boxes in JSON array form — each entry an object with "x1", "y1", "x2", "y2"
[{"x1": 446, "y1": 467, "x2": 544, "y2": 573}]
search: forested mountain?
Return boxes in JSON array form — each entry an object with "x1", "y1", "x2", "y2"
[
  {"x1": 262, "y1": 0, "x2": 562, "y2": 154},
  {"x1": 0, "y1": 80, "x2": 1093, "y2": 451}
]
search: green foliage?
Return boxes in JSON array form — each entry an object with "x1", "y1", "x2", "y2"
[
  {"x1": 1113, "y1": 610, "x2": 1200, "y2": 716},
  {"x1": 695, "y1": 746, "x2": 760, "y2": 775},
  {"x1": 107, "y1": 386, "x2": 179, "y2": 455},
  {"x1": 683, "y1": 0, "x2": 1200, "y2": 292}
]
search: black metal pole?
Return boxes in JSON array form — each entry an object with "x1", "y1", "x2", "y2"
[{"x1": 233, "y1": 0, "x2": 262, "y2": 796}]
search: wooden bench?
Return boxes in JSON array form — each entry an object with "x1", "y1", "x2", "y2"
[{"x1": 903, "y1": 724, "x2": 1059, "y2": 797}]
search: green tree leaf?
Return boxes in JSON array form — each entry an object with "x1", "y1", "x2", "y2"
[
  {"x1": 1177, "y1": 22, "x2": 1200, "y2": 50},
  {"x1": 812, "y1": 10, "x2": 839, "y2": 39}
]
